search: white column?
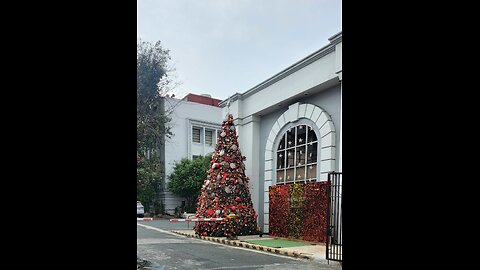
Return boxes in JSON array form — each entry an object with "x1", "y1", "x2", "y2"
[
  {"x1": 202, "y1": 126, "x2": 205, "y2": 156},
  {"x1": 338, "y1": 73, "x2": 342, "y2": 172},
  {"x1": 238, "y1": 115, "x2": 261, "y2": 224},
  {"x1": 187, "y1": 121, "x2": 192, "y2": 159},
  {"x1": 335, "y1": 41, "x2": 342, "y2": 173}
]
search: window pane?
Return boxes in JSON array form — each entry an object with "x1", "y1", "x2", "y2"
[
  {"x1": 297, "y1": 125, "x2": 306, "y2": 145},
  {"x1": 296, "y1": 166, "x2": 305, "y2": 181},
  {"x1": 296, "y1": 145, "x2": 306, "y2": 166},
  {"x1": 277, "y1": 151, "x2": 285, "y2": 169},
  {"x1": 286, "y1": 127, "x2": 295, "y2": 148},
  {"x1": 286, "y1": 149, "x2": 295, "y2": 168},
  {"x1": 278, "y1": 134, "x2": 285, "y2": 150},
  {"x1": 285, "y1": 168, "x2": 294, "y2": 183},
  {"x1": 307, "y1": 164, "x2": 317, "y2": 179},
  {"x1": 307, "y1": 142, "x2": 318, "y2": 164},
  {"x1": 275, "y1": 124, "x2": 320, "y2": 186},
  {"x1": 307, "y1": 126, "x2": 317, "y2": 143},
  {"x1": 205, "y1": 129, "x2": 213, "y2": 145},
  {"x1": 192, "y1": 127, "x2": 201, "y2": 143},
  {"x1": 276, "y1": 170, "x2": 285, "y2": 183}
]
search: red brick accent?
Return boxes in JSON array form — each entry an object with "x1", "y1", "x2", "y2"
[{"x1": 182, "y1": 93, "x2": 222, "y2": 107}]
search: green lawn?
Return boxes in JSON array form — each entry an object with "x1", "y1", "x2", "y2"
[{"x1": 243, "y1": 239, "x2": 310, "y2": 248}]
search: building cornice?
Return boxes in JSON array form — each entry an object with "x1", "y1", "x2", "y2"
[
  {"x1": 328, "y1": 31, "x2": 342, "y2": 45},
  {"x1": 219, "y1": 31, "x2": 342, "y2": 108},
  {"x1": 220, "y1": 92, "x2": 242, "y2": 107},
  {"x1": 187, "y1": 118, "x2": 221, "y2": 129},
  {"x1": 234, "y1": 115, "x2": 261, "y2": 126}
]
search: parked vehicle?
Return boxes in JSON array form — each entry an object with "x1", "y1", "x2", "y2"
[{"x1": 137, "y1": 201, "x2": 145, "y2": 218}]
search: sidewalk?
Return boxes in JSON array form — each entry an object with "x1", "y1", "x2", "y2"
[{"x1": 170, "y1": 229, "x2": 341, "y2": 266}]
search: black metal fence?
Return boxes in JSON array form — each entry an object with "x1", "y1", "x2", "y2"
[{"x1": 326, "y1": 172, "x2": 342, "y2": 262}]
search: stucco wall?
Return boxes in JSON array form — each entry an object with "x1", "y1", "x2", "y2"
[
  {"x1": 256, "y1": 85, "x2": 341, "y2": 227},
  {"x1": 297, "y1": 85, "x2": 341, "y2": 171},
  {"x1": 220, "y1": 32, "x2": 342, "y2": 230},
  {"x1": 241, "y1": 53, "x2": 337, "y2": 116},
  {"x1": 163, "y1": 97, "x2": 222, "y2": 214}
]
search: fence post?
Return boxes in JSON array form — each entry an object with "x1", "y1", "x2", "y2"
[
  {"x1": 226, "y1": 214, "x2": 238, "y2": 240},
  {"x1": 326, "y1": 171, "x2": 342, "y2": 263}
]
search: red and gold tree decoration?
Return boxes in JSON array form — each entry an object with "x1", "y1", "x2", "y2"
[{"x1": 194, "y1": 114, "x2": 258, "y2": 238}]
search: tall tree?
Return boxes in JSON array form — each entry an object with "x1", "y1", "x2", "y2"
[
  {"x1": 137, "y1": 39, "x2": 173, "y2": 214},
  {"x1": 194, "y1": 114, "x2": 258, "y2": 238},
  {"x1": 137, "y1": 39, "x2": 172, "y2": 151}
]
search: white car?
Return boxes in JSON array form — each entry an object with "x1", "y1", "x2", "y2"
[{"x1": 137, "y1": 201, "x2": 145, "y2": 218}]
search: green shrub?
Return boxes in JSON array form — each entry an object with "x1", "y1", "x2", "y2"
[{"x1": 167, "y1": 154, "x2": 212, "y2": 212}]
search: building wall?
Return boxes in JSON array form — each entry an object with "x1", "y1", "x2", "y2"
[
  {"x1": 162, "y1": 97, "x2": 223, "y2": 214},
  {"x1": 241, "y1": 52, "x2": 337, "y2": 116},
  {"x1": 257, "y1": 85, "x2": 341, "y2": 227},
  {"x1": 297, "y1": 85, "x2": 341, "y2": 170},
  {"x1": 220, "y1": 32, "x2": 342, "y2": 232}
]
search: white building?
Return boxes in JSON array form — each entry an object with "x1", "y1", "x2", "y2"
[
  {"x1": 219, "y1": 32, "x2": 342, "y2": 233},
  {"x1": 160, "y1": 93, "x2": 223, "y2": 214}
]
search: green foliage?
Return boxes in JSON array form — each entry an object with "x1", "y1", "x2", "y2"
[
  {"x1": 137, "y1": 39, "x2": 170, "y2": 100},
  {"x1": 182, "y1": 204, "x2": 197, "y2": 213},
  {"x1": 137, "y1": 154, "x2": 162, "y2": 213},
  {"x1": 137, "y1": 39, "x2": 173, "y2": 151},
  {"x1": 167, "y1": 155, "x2": 212, "y2": 210},
  {"x1": 137, "y1": 38, "x2": 173, "y2": 214},
  {"x1": 154, "y1": 199, "x2": 164, "y2": 215}
]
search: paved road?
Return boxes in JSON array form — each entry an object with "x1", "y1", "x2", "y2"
[{"x1": 137, "y1": 219, "x2": 342, "y2": 269}]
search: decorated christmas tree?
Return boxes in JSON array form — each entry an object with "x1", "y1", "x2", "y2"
[{"x1": 194, "y1": 113, "x2": 258, "y2": 238}]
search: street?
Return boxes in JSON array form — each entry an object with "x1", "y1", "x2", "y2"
[{"x1": 137, "y1": 219, "x2": 341, "y2": 269}]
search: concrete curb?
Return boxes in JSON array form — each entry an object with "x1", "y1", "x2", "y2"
[{"x1": 171, "y1": 230, "x2": 313, "y2": 260}]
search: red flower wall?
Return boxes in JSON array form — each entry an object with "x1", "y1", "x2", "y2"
[
  {"x1": 269, "y1": 182, "x2": 328, "y2": 242},
  {"x1": 302, "y1": 182, "x2": 327, "y2": 242},
  {"x1": 268, "y1": 185, "x2": 289, "y2": 237}
]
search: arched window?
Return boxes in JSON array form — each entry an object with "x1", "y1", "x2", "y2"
[{"x1": 276, "y1": 124, "x2": 318, "y2": 185}]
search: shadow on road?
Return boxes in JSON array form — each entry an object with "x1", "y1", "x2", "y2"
[{"x1": 137, "y1": 257, "x2": 151, "y2": 269}]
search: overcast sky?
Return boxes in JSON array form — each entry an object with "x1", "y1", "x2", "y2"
[{"x1": 137, "y1": 0, "x2": 342, "y2": 101}]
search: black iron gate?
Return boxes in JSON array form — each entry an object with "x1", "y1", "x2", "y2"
[{"x1": 326, "y1": 172, "x2": 342, "y2": 262}]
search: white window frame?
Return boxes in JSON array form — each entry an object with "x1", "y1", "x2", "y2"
[
  {"x1": 275, "y1": 123, "x2": 319, "y2": 185},
  {"x1": 187, "y1": 119, "x2": 221, "y2": 160}
]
